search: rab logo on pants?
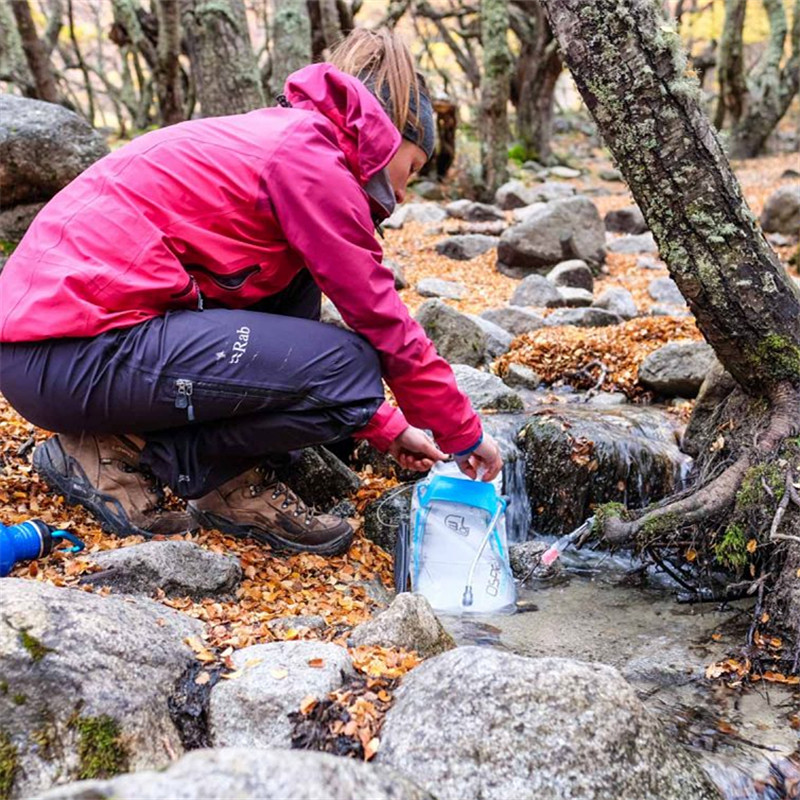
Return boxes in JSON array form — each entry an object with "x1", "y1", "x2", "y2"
[{"x1": 229, "y1": 327, "x2": 251, "y2": 364}]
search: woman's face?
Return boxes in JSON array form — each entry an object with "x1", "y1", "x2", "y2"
[{"x1": 386, "y1": 140, "x2": 428, "y2": 204}]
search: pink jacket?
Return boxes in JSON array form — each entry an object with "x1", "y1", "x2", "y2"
[{"x1": 0, "y1": 64, "x2": 482, "y2": 454}]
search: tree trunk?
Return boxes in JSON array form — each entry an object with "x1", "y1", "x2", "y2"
[
  {"x1": 307, "y1": 0, "x2": 341, "y2": 60},
  {"x1": 479, "y1": 0, "x2": 511, "y2": 200},
  {"x1": 154, "y1": 0, "x2": 184, "y2": 125},
  {"x1": 540, "y1": 0, "x2": 800, "y2": 641},
  {"x1": 0, "y1": 0, "x2": 36, "y2": 95},
  {"x1": 10, "y1": 0, "x2": 59, "y2": 102},
  {"x1": 181, "y1": 0, "x2": 264, "y2": 116},
  {"x1": 714, "y1": 0, "x2": 746, "y2": 130},
  {"x1": 269, "y1": 0, "x2": 311, "y2": 98}
]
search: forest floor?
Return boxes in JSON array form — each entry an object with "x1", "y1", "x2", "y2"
[{"x1": 0, "y1": 145, "x2": 798, "y2": 759}]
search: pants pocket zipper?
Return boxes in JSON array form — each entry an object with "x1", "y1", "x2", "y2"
[{"x1": 175, "y1": 379, "x2": 196, "y2": 422}]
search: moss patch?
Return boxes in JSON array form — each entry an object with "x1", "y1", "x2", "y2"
[
  {"x1": 73, "y1": 715, "x2": 128, "y2": 780},
  {"x1": 19, "y1": 630, "x2": 53, "y2": 663},
  {"x1": 714, "y1": 523, "x2": 748, "y2": 570},
  {"x1": 0, "y1": 732, "x2": 18, "y2": 800},
  {"x1": 751, "y1": 334, "x2": 800, "y2": 383}
]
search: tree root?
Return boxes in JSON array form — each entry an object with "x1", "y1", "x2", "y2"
[{"x1": 601, "y1": 382, "x2": 800, "y2": 546}]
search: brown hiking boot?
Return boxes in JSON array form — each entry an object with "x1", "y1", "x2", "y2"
[
  {"x1": 33, "y1": 433, "x2": 196, "y2": 538},
  {"x1": 189, "y1": 466, "x2": 354, "y2": 556}
]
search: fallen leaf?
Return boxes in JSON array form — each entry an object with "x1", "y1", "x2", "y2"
[
  {"x1": 685, "y1": 548, "x2": 697, "y2": 562},
  {"x1": 195, "y1": 671, "x2": 211, "y2": 686},
  {"x1": 299, "y1": 695, "x2": 318, "y2": 715},
  {"x1": 364, "y1": 737, "x2": 380, "y2": 761},
  {"x1": 746, "y1": 539, "x2": 757, "y2": 554},
  {"x1": 270, "y1": 668, "x2": 288, "y2": 680},
  {"x1": 308, "y1": 658, "x2": 325, "y2": 668}
]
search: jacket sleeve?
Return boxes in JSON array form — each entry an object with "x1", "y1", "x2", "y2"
[{"x1": 264, "y1": 119, "x2": 482, "y2": 454}]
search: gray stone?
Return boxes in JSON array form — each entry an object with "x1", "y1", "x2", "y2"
[
  {"x1": 480, "y1": 306, "x2": 545, "y2": 336},
  {"x1": 445, "y1": 200, "x2": 504, "y2": 222},
  {"x1": 449, "y1": 220, "x2": 506, "y2": 236},
  {"x1": 412, "y1": 180, "x2": 445, "y2": 200},
  {"x1": 593, "y1": 287, "x2": 638, "y2": 320},
  {"x1": 637, "y1": 255, "x2": 664, "y2": 270},
  {"x1": 503, "y1": 362, "x2": 542, "y2": 390},
  {"x1": 509, "y1": 274, "x2": 562, "y2": 307},
  {"x1": 545, "y1": 308, "x2": 623, "y2": 328},
  {"x1": 0, "y1": 95, "x2": 110, "y2": 209},
  {"x1": 363, "y1": 487, "x2": 412, "y2": 553},
  {"x1": 546, "y1": 259, "x2": 594, "y2": 291},
  {"x1": 509, "y1": 540, "x2": 547, "y2": 579},
  {"x1": 320, "y1": 299, "x2": 349, "y2": 329},
  {"x1": 469, "y1": 313, "x2": 514, "y2": 357},
  {"x1": 83, "y1": 540, "x2": 241, "y2": 599},
  {"x1": 0, "y1": 579, "x2": 202, "y2": 799},
  {"x1": 604, "y1": 205, "x2": 648, "y2": 235},
  {"x1": 512, "y1": 202, "x2": 548, "y2": 224},
  {"x1": 557, "y1": 287, "x2": 594, "y2": 307},
  {"x1": 638, "y1": 342, "x2": 719, "y2": 397},
  {"x1": 378, "y1": 648, "x2": 718, "y2": 800},
  {"x1": 416, "y1": 299, "x2": 488, "y2": 366},
  {"x1": 495, "y1": 179, "x2": 541, "y2": 210},
  {"x1": 498, "y1": 196, "x2": 606, "y2": 276},
  {"x1": 650, "y1": 304, "x2": 691, "y2": 318},
  {"x1": 0, "y1": 200, "x2": 45, "y2": 242},
  {"x1": 209, "y1": 642, "x2": 354, "y2": 748},
  {"x1": 415, "y1": 277, "x2": 467, "y2": 299},
  {"x1": 529, "y1": 181, "x2": 578, "y2": 202},
  {"x1": 357, "y1": 578, "x2": 396, "y2": 609},
  {"x1": 267, "y1": 615, "x2": 327, "y2": 634},
  {"x1": 385, "y1": 257, "x2": 408, "y2": 290},
  {"x1": 548, "y1": 165, "x2": 581, "y2": 179},
  {"x1": 451, "y1": 364, "x2": 524, "y2": 411},
  {"x1": 349, "y1": 593, "x2": 455, "y2": 658},
  {"x1": 606, "y1": 232, "x2": 658, "y2": 254},
  {"x1": 32, "y1": 748, "x2": 434, "y2": 800},
  {"x1": 782, "y1": 168, "x2": 800, "y2": 179},
  {"x1": 383, "y1": 203, "x2": 448, "y2": 229},
  {"x1": 278, "y1": 446, "x2": 360, "y2": 512},
  {"x1": 588, "y1": 392, "x2": 629, "y2": 407},
  {"x1": 648, "y1": 276, "x2": 685, "y2": 305},
  {"x1": 435, "y1": 234, "x2": 498, "y2": 260},
  {"x1": 521, "y1": 159, "x2": 545, "y2": 171},
  {"x1": 760, "y1": 184, "x2": 800, "y2": 234},
  {"x1": 598, "y1": 168, "x2": 623, "y2": 181}
]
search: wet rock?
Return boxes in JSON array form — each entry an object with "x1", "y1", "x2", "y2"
[
  {"x1": 546, "y1": 259, "x2": 594, "y2": 291},
  {"x1": 512, "y1": 202, "x2": 548, "y2": 224},
  {"x1": 557, "y1": 287, "x2": 594, "y2": 307},
  {"x1": 416, "y1": 299, "x2": 488, "y2": 367},
  {"x1": 604, "y1": 205, "x2": 648, "y2": 235},
  {"x1": 0, "y1": 201, "x2": 46, "y2": 242},
  {"x1": 435, "y1": 234, "x2": 498, "y2": 261},
  {"x1": 508, "y1": 540, "x2": 547, "y2": 579},
  {"x1": 83, "y1": 541, "x2": 241, "y2": 599},
  {"x1": 593, "y1": 287, "x2": 638, "y2": 320},
  {"x1": 412, "y1": 180, "x2": 445, "y2": 200},
  {"x1": 598, "y1": 168, "x2": 623, "y2": 181},
  {"x1": 378, "y1": 648, "x2": 718, "y2": 800},
  {"x1": 548, "y1": 165, "x2": 581, "y2": 179},
  {"x1": 267, "y1": 615, "x2": 327, "y2": 634},
  {"x1": 31, "y1": 748, "x2": 435, "y2": 800},
  {"x1": 451, "y1": 364, "x2": 524, "y2": 411},
  {"x1": 606, "y1": 232, "x2": 658, "y2": 254},
  {"x1": 638, "y1": 342, "x2": 719, "y2": 398},
  {"x1": 509, "y1": 274, "x2": 562, "y2": 307},
  {"x1": 498, "y1": 197, "x2": 606, "y2": 277},
  {"x1": 0, "y1": 579, "x2": 202, "y2": 798},
  {"x1": 445, "y1": 200, "x2": 504, "y2": 222},
  {"x1": 588, "y1": 392, "x2": 629, "y2": 407},
  {"x1": 0, "y1": 95, "x2": 110, "y2": 209},
  {"x1": 760, "y1": 185, "x2": 800, "y2": 234},
  {"x1": 363, "y1": 488, "x2": 412, "y2": 553},
  {"x1": 480, "y1": 306, "x2": 545, "y2": 336},
  {"x1": 385, "y1": 258, "x2": 408, "y2": 290},
  {"x1": 209, "y1": 642, "x2": 354, "y2": 748},
  {"x1": 348, "y1": 594, "x2": 455, "y2": 658},
  {"x1": 383, "y1": 203, "x2": 447, "y2": 229},
  {"x1": 277, "y1": 447, "x2": 360, "y2": 512},
  {"x1": 415, "y1": 277, "x2": 466, "y2": 299},
  {"x1": 622, "y1": 638, "x2": 703, "y2": 687},
  {"x1": 545, "y1": 308, "x2": 623, "y2": 328},
  {"x1": 517, "y1": 406, "x2": 689, "y2": 533},
  {"x1": 502, "y1": 363, "x2": 542, "y2": 391},
  {"x1": 648, "y1": 276, "x2": 685, "y2": 305}
]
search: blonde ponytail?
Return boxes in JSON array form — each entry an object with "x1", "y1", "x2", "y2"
[{"x1": 328, "y1": 28, "x2": 423, "y2": 141}]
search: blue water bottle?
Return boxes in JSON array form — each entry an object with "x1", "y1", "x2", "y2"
[{"x1": 0, "y1": 520, "x2": 84, "y2": 577}]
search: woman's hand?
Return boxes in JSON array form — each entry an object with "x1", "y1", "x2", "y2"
[
  {"x1": 455, "y1": 434, "x2": 503, "y2": 482},
  {"x1": 388, "y1": 426, "x2": 447, "y2": 472}
]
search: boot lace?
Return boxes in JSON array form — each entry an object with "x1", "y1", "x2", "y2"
[
  {"x1": 109, "y1": 459, "x2": 167, "y2": 509},
  {"x1": 250, "y1": 467, "x2": 315, "y2": 526}
]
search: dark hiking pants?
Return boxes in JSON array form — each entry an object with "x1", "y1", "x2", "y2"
[{"x1": 0, "y1": 271, "x2": 385, "y2": 498}]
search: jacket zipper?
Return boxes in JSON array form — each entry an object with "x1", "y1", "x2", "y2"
[{"x1": 175, "y1": 379, "x2": 195, "y2": 421}]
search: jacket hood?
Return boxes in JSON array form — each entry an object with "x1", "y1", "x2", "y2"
[{"x1": 284, "y1": 63, "x2": 402, "y2": 185}]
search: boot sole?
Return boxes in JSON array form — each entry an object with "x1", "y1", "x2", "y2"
[
  {"x1": 33, "y1": 439, "x2": 195, "y2": 539},
  {"x1": 191, "y1": 509, "x2": 354, "y2": 557}
]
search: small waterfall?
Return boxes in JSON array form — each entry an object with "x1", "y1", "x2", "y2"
[{"x1": 503, "y1": 456, "x2": 532, "y2": 544}]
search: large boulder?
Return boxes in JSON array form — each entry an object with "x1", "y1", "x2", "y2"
[
  {"x1": 378, "y1": 648, "x2": 718, "y2": 800},
  {"x1": 435, "y1": 234, "x2": 498, "y2": 260},
  {"x1": 0, "y1": 201, "x2": 46, "y2": 242},
  {"x1": 0, "y1": 96, "x2": 109, "y2": 209},
  {"x1": 638, "y1": 342, "x2": 719, "y2": 397},
  {"x1": 209, "y1": 642, "x2": 354, "y2": 748},
  {"x1": 0, "y1": 579, "x2": 202, "y2": 798},
  {"x1": 451, "y1": 364, "x2": 523, "y2": 411},
  {"x1": 416, "y1": 299, "x2": 486, "y2": 366},
  {"x1": 31, "y1": 748, "x2": 434, "y2": 800},
  {"x1": 497, "y1": 197, "x2": 606, "y2": 277},
  {"x1": 277, "y1": 446, "x2": 360, "y2": 511},
  {"x1": 760, "y1": 184, "x2": 800, "y2": 234},
  {"x1": 604, "y1": 205, "x2": 648, "y2": 234},
  {"x1": 517, "y1": 406, "x2": 690, "y2": 533},
  {"x1": 471, "y1": 314, "x2": 514, "y2": 358},
  {"x1": 509, "y1": 274, "x2": 562, "y2": 308},
  {"x1": 480, "y1": 306, "x2": 545, "y2": 336},
  {"x1": 348, "y1": 594, "x2": 455, "y2": 658},
  {"x1": 83, "y1": 540, "x2": 241, "y2": 599}
]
